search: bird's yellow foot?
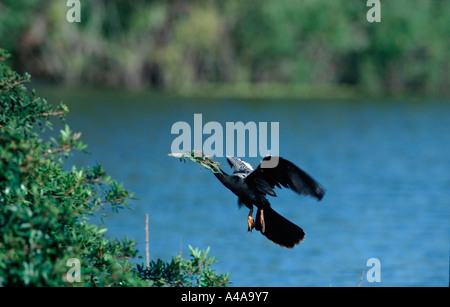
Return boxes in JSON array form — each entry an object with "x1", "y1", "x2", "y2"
[
  {"x1": 247, "y1": 215, "x2": 255, "y2": 232},
  {"x1": 260, "y1": 209, "x2": 265, "y2": 233}
]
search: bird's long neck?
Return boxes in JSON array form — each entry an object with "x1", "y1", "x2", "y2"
[
  {"x1": 213, "y1": 168, "x2": 228, "y2": 184},
  {"x1": 213, "y1": 169, "x2": 235, "y2": 190}
]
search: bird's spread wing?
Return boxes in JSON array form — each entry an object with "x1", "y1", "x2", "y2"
[{"x1": 245, "y1": 156, "x2": 325, "y2": 200}]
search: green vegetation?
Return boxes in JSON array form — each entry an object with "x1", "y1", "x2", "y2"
[
  {"x1": 138, "y1": 246, "x2": 229, "y2": 287},
  {"x1": 0, "y1": 49, "x2": 229, "y2": 286},
  {"x1": 0, "y1": 0, "x2": 448, "y2": 98},
  {"x1": 169, "y1": 151, "x2": 223, "y2": 174}
]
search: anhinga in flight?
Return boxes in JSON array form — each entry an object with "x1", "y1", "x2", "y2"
[{"x1": 214, "y1": 156, "x2": 325, "y2": 248}]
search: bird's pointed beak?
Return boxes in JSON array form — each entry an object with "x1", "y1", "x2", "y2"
[
  {"x1": 226, "y1": 156, "x2": 235, "y2": 168},
  {"x1": 226, "y1": 156, "x2": 241, "y2": 169}
]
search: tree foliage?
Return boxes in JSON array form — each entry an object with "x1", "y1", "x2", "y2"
[
  {"x1": 0, "y1": 49, "x2": 229, "y2": 286},
  {"x1": 1, "y1": 0, "x2": 448, "y2": 97},
  {"x1": 138, "y1": 246, "x2": 229, "y2": 287}
]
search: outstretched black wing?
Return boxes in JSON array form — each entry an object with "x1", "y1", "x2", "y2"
[{"x1": 245, "y1": 156, "x2": 325, "y2": 200}]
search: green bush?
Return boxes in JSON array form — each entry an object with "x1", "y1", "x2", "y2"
[
  {"x1": 0, "y1": 49, "x2": 229, "y2": 287},
  {"x1": 138, "y1": 246, "x2": 229, "y2": 287},
  {"x1": 1, "y1": 0, "x2": 448, "y2": 97}
]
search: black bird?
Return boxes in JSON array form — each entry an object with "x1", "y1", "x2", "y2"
[{"x1": 214, "y1": 156, "x2": 325, "y2": 248}]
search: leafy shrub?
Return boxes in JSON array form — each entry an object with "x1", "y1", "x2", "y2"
[
  {"x1": 0, "y1": 49, "x2": 229, "y2": 287},
  {"x1": 1, "y1": 0, "x2": 449, "y2": 96},
  {"x1": 137, "y1": 246, "x2": 229, "y2": 287}
]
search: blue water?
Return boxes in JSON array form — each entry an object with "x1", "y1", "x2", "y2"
[{"x1": 41, "y1": 88, "x2": 449, "y2": 286}]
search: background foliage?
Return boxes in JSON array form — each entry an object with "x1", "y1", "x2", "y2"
[
  {"x1": 0, "y1": 49, "x2": 229, "y2": 286},
  {"x1": 0, "y1": 0, "x2": 448, "y2": 97}
]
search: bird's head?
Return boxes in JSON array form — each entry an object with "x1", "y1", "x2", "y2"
[
  {"x1": 226, "y1": 156, "x2": 254, "y2": 172},
  {"x1": 226, "y1": 156, "x2": 240, "y2": 168}
]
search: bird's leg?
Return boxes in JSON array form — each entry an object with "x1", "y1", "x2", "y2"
[
  {"x1": 260, "y1": 209, "x2": 265, "y2": 233},
  {"x1": 247, "y1": 207, "x2": 255, "y2": 232}
]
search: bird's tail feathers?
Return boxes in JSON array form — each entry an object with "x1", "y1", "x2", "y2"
[{"x1": 255, "y1": 207, "x2": 305, "y2": 249}]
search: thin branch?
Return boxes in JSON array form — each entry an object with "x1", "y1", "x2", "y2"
[
  {"x1": 145, "y1": 213, "x2": 150, "y2": 267},
  {"x1": 0, "y1": 76, "x2": 28, "y2": 90},
  {"x1": 42, "y1": 144, "x2": 73, "y2": 157},
  {"x1": 105, "y1": 196, "x2": 126, "y2": 204},
  {"x1": 169, "y1": 151, "x2": 223, "y2": 174},
  {"x1": 358, "y1": 268, "x2": 365, "y2": 287},
  {"x1": 27, "y1": 110, "x2": 67, "y2": 118}
]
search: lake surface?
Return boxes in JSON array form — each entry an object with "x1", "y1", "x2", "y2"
[{"x1": 40, "y1": 87, "x2": 449, "y2": 286}]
